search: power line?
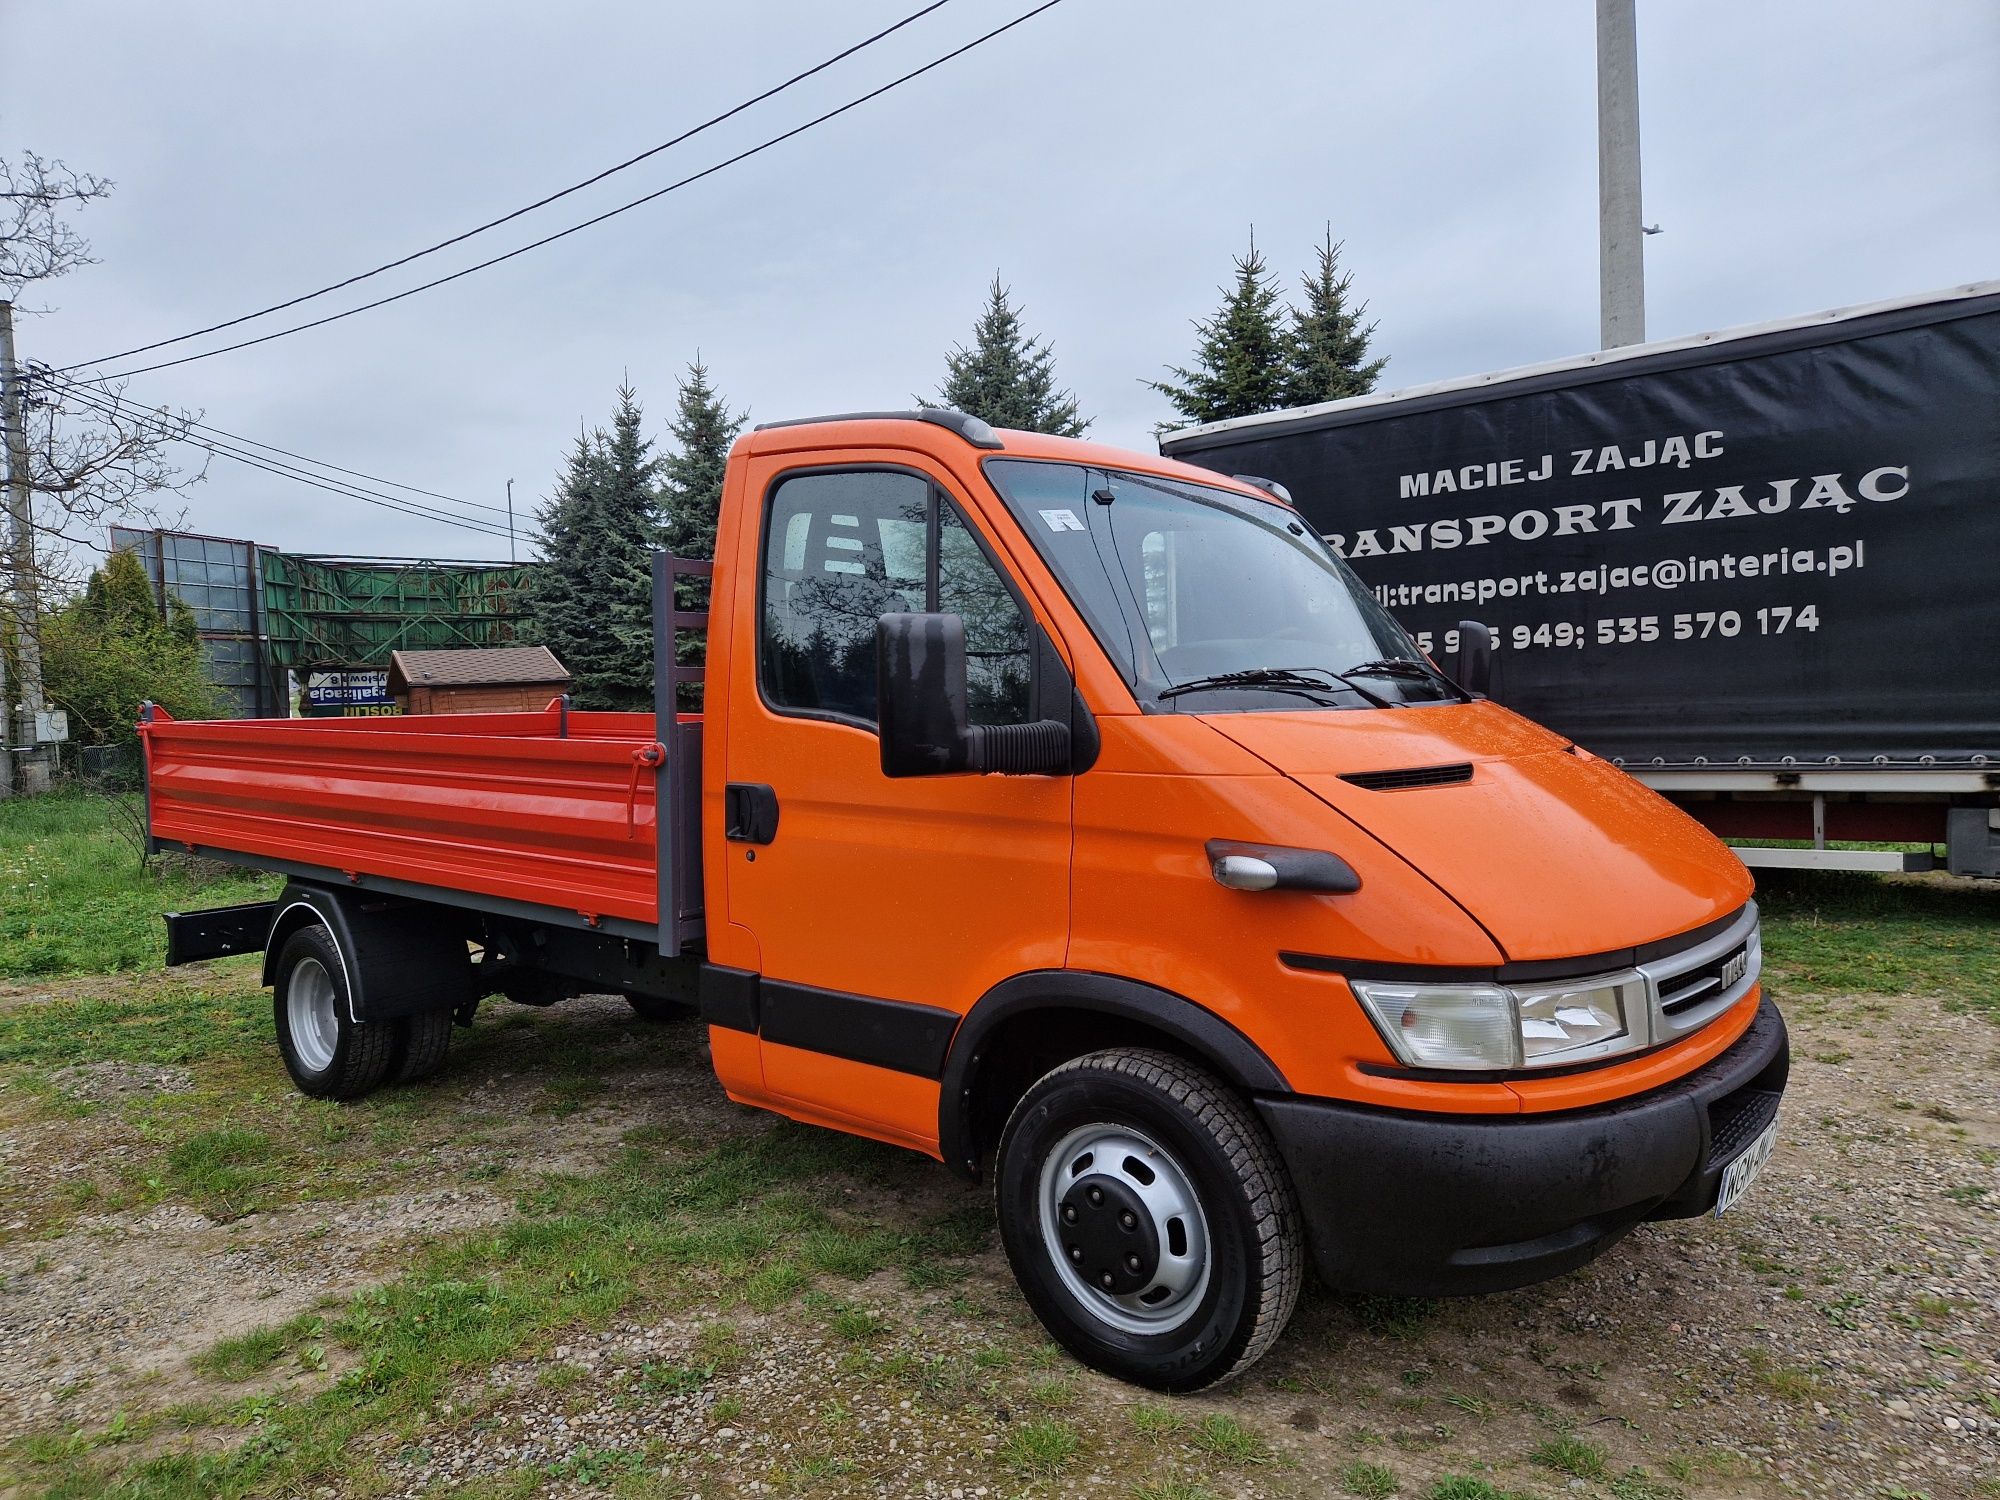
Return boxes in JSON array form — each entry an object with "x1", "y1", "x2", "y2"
[
  {"x1": 52, "y1": 377, "x2": 516, "y2": 534},
  {"x1": 36, "y1": 364, "x2": 514, "y2": 516},
  {"x1": 56, "y1": 380, "x2": 521, "y2": 540},
  {"x1": 74, "y1": 0, "x2": 1071, "y2": 384},
  {"x1": 181, "y1": 413, "x2": 510, "y2": 514},
  {"x1": 59, "y1": 0, "x2": 960, "y2": 375}
]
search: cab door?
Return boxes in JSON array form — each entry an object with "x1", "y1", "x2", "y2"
[{"x1": 721, "y1": 456, "x2": 1072, "y2": 1151}]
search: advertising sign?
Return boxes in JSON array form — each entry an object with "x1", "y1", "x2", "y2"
[
  {"x1": 302, "y1": 670, "x2": 398, "y2": 717},
  {"x1": 1165, "y1": 297, "x2": 2000, "y2": 766}
]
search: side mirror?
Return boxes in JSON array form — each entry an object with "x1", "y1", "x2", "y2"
[
  {"x1": 1453, "y1": 619, "x2": 1494, "y2": 699},
  {"x1": 876, "y1": 613, "x2": 1074, "y2": 778}
]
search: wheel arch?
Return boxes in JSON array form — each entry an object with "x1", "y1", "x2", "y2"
[
  {"x1": 261, "y1": 882, "x2": 472, "y2": 1022},
  {"x1": 262, "y1": 888, "x2": 359, "y2": 1021},
  {"x1": 937, "y1": 971, "x2": 1292, "y2": 1180}
]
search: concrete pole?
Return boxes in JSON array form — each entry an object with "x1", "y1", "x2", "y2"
[
  {"x1": 1, "y1": 299, "x2": 51, "y2": 794},
  {"x1": 1596, "y1": 0, "x2": 1646, "y2": 348}
]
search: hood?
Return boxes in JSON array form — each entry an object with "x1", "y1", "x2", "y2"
[{"x1": 1203, "y1": 703, "x2": 1753, "y2": 962}]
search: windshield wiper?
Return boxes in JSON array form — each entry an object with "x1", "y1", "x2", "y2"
[
  {"x1": 1158, "y1": 667, "x2": 1390, "y2": 709},
  {"x1": 1345, "y1": 658, "x2": 1469, "y2": 701}
]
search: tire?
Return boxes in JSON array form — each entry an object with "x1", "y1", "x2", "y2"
[
  {"x1": 390, "y1": 1008, "x2": 454, "y2": 1085},
  {"x1": 994, "y1": 1047, "x2": 1303, "y2": 1392},
  {"x1": 623, "y1": 992, "x2": 690, "y2": 1024},
  {"x1": 271, "y1": 925, "x2": 399, "y2": 1100}
]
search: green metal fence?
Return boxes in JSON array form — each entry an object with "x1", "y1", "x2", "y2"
[
  {"x1": 109, "y1": 529, "x2": 540, "y2": 717},
  {"x1": 259, "y1": 554, "x2": 536, "y2": 672}
]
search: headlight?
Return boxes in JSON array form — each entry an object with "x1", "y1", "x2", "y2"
[
  {"x1": 1351, "y1": 971, "x2": 1648, "y2": 1071},
  {"x1": 1513, "y1": 973, "x2": 1647, "y2": 1065},
  {"x1": 1346, "y1": 981, "x2": 1516, "y2": 1069}
]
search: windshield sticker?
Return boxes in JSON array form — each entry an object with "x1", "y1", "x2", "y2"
[{"x1": 1038, "y1": 508, "x2": 1086, "y2": 533}]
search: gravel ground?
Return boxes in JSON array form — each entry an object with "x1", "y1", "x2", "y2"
[{"x1": 0, "y1": 981, "x2": 1994, "y2": 1499}]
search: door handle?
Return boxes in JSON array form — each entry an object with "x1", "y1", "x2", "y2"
[{"x1": 725, "y1": 782, "x2": 780, "y2": 844}]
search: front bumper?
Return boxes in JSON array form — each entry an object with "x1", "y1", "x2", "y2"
[{"x1": 1255, "y1": 996, "x2": 1789, "y2": 1297}]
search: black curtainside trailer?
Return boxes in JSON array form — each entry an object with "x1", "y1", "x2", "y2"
[{"x1": 1160, "y1": 283, "x2": 2000, "y2": 879}]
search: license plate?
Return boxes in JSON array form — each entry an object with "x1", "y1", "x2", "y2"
[{"x1": 1714, "y1": 1115, "x2": 1779, "y2": 1217}]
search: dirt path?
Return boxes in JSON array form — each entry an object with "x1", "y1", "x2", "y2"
[{"x1": 0, "y1": 979, "x2": 1994, "y2": 1498}]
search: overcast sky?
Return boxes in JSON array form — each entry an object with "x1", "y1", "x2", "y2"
[{"x1": 7, "y1": 0, "x2": 1996, "y2": 563}]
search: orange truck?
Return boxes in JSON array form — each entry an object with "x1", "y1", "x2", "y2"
[{"x1": 144, "y1": 410, "x2": 1786, "y2": 1390}]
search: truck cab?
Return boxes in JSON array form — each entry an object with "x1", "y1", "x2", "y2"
[
  {"x1": 146, "y1": 410, "x2": 1787, "y2": 1392},
  {"x1": 696, "y1": 411, "x2": 1785, "y2": 1387}
]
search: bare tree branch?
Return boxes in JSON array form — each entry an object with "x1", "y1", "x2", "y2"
[
  {"x1": 2, "y1": 377, "x2": 205, "y2": 596},
  {"x1": 3, "y1": 153, "x2": 200, "y2": 625},
  {"x1": 1, "y1": 152, "x2": 112, "y2": 296}
]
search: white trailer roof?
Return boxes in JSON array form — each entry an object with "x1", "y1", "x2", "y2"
[{"x1": 1160, "y1": 279, "x2": 2000, "y2": 449}]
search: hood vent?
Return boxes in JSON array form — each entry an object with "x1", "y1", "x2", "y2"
[{"x1": 1339, "y1": 762, "x2": 1474, "y2": 792}]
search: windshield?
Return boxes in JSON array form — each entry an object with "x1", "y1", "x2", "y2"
[{"x1": 985, "y1": 459, "x2": 1456, "y2": 712}]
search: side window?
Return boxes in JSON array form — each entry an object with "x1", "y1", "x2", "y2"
[
  {"x1": 761, "y1": 470, "x2": 1035, "y2": 728},
  {"x1": 762, "y1": 471, "x2": 930, "y2": 723},
  {"x1": 938, "y1": 502, "x2": 1032, "y2": 726}
]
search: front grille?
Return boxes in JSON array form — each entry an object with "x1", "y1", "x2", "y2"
[
  {"x1": 1706, "y1": 1087, "x2": 1781, "y2": 1169},
  {"x1": 1340, "y1": 762, "x2": 1474, "y2": 792},
  {"x1": 1637, "y1": 904, "x2": 1761, "y2": 1042},
  {"x1": 1659, "y1": 942, "x2": 1751, "y2": 1016}
]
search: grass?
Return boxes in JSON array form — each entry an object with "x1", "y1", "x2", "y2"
[
  {"x1": 1745, "y1": 1347, "x2": 1829, "y2": 1402},
  {"x1": 160, "y1": 1126, "x2": 277, "y2": 1219},
  {"x1": 0, "y1": 980, "x2": 267, "y2": 1068},
  {"x1": 0, "y1": 790, "x2": 276, "y2": 979},
  {"x1": 4, "y1": 794, "x2": 1995, "y2": 1496},
  {"x1": 1757, "y1": 868, "x2": 2000, "y2": 1015},
  {"x1": 1608, "y1": 1467, "x2": 1686, "y2": 1500},
  {"x1": 1352, "y1": 1295, "x2": 1437, "y2": 1339},
  {"x1": 1188, "y1": 1412, "x2": 1268, "y2": 1463},
  {"x1": 0, "y1": 976, "x2": 441, "y2": 1237},
  {"x1": 1530, "y1": 1432, "x2": 1609, "y2": 1480},
  {"x1": 1, "y1": 1103, "x2": 993, "y2": 1498},
  {"x1": 194, "y1": 1315, "x2": 325, "y2": 1382},
  {"x1": 999, "y1": 1417, "x2": 1080, "y2": 1479},
  {"x1": 1342, "y1": 1458, "x2": 1400, "y2": 1497},
  {"x1": 1427, "y1": 1479, "x2": 1534, "y2": 1500}
]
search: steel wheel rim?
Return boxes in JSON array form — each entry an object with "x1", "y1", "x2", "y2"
[
  {"x1": 288, "y1": 957, "x2": 339, "y2": 1073},
  {"x1": 1037, "y1": 1121, "x2": 1211, "y2": 1336}
]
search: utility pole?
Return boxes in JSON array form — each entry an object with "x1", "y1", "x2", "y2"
[
  {"x1": 0, "y1": 339, "x2": 9, "y2": 794},
  {"x1": 1596, "y1": 0, "x2": 1646, "y2": 348},
  {"x1": 1, "y1": 299, "x2": 52, "y2": 796},
  {"x1": 506, "y1": 478, "x2": 516, "y2": 562}
]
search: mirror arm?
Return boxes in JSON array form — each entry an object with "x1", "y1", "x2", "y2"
[{"x1": 967, "y1": 719, "x2": 1072, "y2": 775}]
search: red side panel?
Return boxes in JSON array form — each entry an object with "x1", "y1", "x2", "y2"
[{"x1": 141, "y1": 704, "x2": 689, "y2": 927}]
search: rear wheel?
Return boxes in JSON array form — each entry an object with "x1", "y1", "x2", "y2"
[
  {"x1": 623, "y1": 992, "x2": 691, "y2": 1024},
  {"x1": 390, "y1": 1008, "x2": 454, "y2": 1084},
  {"x1": 272, "y1": 926, "x2": 399, "y2": 1100},
  {"x1": 995, "y1": 1047, "x2": 1303, "y2": 1391}
]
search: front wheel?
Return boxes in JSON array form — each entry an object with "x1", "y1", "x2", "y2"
[{"x1": 994, "y1": 1048, "x2": 1303, "y2": 1391}]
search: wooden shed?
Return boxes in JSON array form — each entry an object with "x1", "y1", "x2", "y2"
[{"x1": 386, "y1": 646, "x2": 571, "y2": 715}]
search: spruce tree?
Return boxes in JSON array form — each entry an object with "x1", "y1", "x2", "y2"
[
  {"x1": 660, "y1": 357, "x2": 746, "y2": 562},
  {"x1": 525, "y1": 430, "x2": 608, "y2": 697},
  {"x1": 1283, "y1": 227, "x2": 1386, "y2": 406},
  {"x1": 527, "y1": 382, "x2": 664, "y2": 710},
  {"x1": 658, "y1": 359, "x2": 745, "y2": 710},
  {"x1": 925, "y1": 275, "x2": 1088, "y2": 437},
  {"x1": 1149, "y1": 232, "x2": 1292, "y2": 427},
  {"x1": 594, "y1": 382, "x2": 665, "y2": 709}
]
